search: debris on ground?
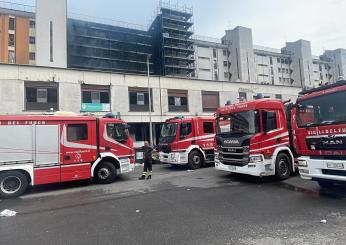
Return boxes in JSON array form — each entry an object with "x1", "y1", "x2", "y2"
[
  {"x1": 135, "y1": 210, "x2": 140, "y2": 213},
  {"x1": 0, "y1": 209, "x2": 17, "y2": 217},
  {"x1": 320, "y1": 219, "x2": 327, "y2": 224},
  {"x1": 187, "y1": 170, "x2": 194, "y2": 172}
]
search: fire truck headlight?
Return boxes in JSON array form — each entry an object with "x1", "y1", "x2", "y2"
[
  {"x1": 298, "y1": 160, "x2": 308, "y2": 167},
  {"x1": 249, "y1": 155, "x2": 264, "y2": 163}
]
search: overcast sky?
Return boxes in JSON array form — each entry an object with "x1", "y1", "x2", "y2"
[{"x1": 9, "y1": 0, "x2": 346, "y2": 54}]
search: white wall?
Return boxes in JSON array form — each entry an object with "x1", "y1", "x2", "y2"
[
  {"x1": 36, "y1": 0, "x2": 67, "y2": 68},
  {"x1": 0, "y1": 64, "x2": 301, "y2": 122}
]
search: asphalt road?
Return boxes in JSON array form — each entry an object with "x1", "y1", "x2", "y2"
[{"x1": 0, "y1": 164, "x2": 346, "y2": 245}]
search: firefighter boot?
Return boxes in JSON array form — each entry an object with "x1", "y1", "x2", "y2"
[
  {"x1": 138, "y1": 173, "x2": 146, "y2": 180},
  {"x1": 146, "y1": 172, "x2": 152, "y2": 180}
]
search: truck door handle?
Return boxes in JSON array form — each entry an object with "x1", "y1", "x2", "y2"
[
  {"x1": 105, "y1": 146, "x2": 111, "y2": 151},
  {"x1": 276, "y1": 138, "x2": 281, "y2": 143},
  {"x1": 64, "y1": 155, "x2": 71, "y2": 160}
]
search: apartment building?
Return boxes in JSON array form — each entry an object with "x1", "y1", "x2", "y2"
[
  {"x1": 0, "y1": 7, "x2": 36, "y2": 65},
  {"x1": 193, "y1": 36, "x2": 229, "y2": 81}
]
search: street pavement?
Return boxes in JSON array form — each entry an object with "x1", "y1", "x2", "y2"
[{"x1": 0, "y1": 164, "x2": 346, "y2": 245}]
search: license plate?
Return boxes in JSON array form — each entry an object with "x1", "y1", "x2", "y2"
[
  {"x1": 228, "y1": 165, "x2": 236, "y2": 171},
  {"x1": 327, "y1": 162, "x2": 344, "y2": 169}
]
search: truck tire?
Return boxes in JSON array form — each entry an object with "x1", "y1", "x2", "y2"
[
  {"x1": 188, "y1": 151, "x2": 204, "y2": 170},
  {"x1": 0, "y1": 171, "x2": 29, "y2": 199},
  {"x1": 275, "y1": 153, "x2": 291, "y2": 180},
  {"x1": 94, "y1": 161, "x2": 117, "y2": 184},
  {"x1": 318, "y1": 180, "x2": 335, "y2": 189}
]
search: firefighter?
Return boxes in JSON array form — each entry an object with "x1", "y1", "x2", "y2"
[{"x1": 138, "y1": 141, "x2": 153, "y2": 180}]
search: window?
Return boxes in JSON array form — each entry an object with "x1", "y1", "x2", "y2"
[
  {"x1": 8, "y1": 50, "x2": 15, "y2": 63},
  {"x1": 67, "y1": 124, "x2": 88, "y2": 142},
  {"x1": 213, "y1": 49, "x2": 217, "y2": 58},
  {"x1": 214, "y1": 71, "x2": 218, "y2": 80},
  {"x1": 129, "y1": 87, "x2": 153, "y2": 112},
  {"x1": 168, "y1": 89, "x2": 188, "y2": 112},
  {"x1": 29, "y1": 52, "x2": 35, "y2": 60},
  {"x1": 270, "y1": 57, "x2": 273, "y2": 65},
  {"x1": 281, "y1": 59, "x2": 285, "y2": 63},
  {"x1": 9, "y1": 17, "x2": 15, "y2": 30},
  {"x1": 214, "y1": 63, "x2": 218, "y2": 69},
  {"x1": 271, "y1": 77, "x2": 274, "y2": 84},
  {"x1": 277, "y1": 58, "x2": 280, "y2": 63},
  {"x1": 180, "y1": 123, "x2": 192, "y2": 136},
  {"x1": 8, "y1": 34, "x2": 15, "y2": 47},
  {"x1": 223, "y1": 61, "x2": 228, "y2": 67},
  {"x1": 202, "y1": 91, "x2": 219, "y2": 112},
  {"x1": 285, "y1": 59, "x2": 289, "y2": 64},
  {"x1": 239, "y1": 92, "x2": 247, "y2": 102},
  {"x1": 81, "y1": 85, "x2": 110, "y2": 112},
  {"x1": 199, "y1": 68, "x2": 211, "y2": 72},
  {"x1": 271, "y1": 67, "x2": 274, "y2": 75},
  {"x1": 224, "y1": 72, "x2": 229, "y2": 79},
  {"x1": 29, "y1": 20, "x2": 35, "y2": 28},
  {"x1": 278, "y1": 68, "x2": 281, "y2": 73},
  {"x1": 25, "y1": 82, "x2": 58, "y2": 111},
  {"x1": 203, "y1": 122, "x2": 214, "y2": 134},
  {"x1": 262, "y1": 111, "x2": 277, "y2": 132},
  {"x1": 279, "y1": 77, "x2": 282, "y2": 83},
  {"x1": 275, "y1": 94, "x2": 282, "y2": 100},
  {"x1": 286, "y1": 68, "x2": 289, "y2": 73},
  {"x1": 223, "y1": 50, "x2": 227, "y2": 56},
  {"x1": 29, "y1": 36, "x2": 35, "y2": 44},
  {"x1": 296, "y1": 91, "x2": 346, "y2": 128},
  {"x1": 107, "y1": 123, "x2": 128, "y2": 142}
]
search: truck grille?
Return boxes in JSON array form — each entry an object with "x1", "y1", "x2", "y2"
[
  {"x1": 307, "y1": 136, "x2": 346, "y2": 151},
  {"x1": 219, "y1": 146, "x2": 249, "y2": 166},
  {"x1": 322, "y1": 169, "x2": 346, "y2": 177}
]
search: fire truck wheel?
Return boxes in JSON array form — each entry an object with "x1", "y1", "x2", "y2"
[
  {"x1": 94, "y1": 161, "x2": 117, "y2": 184},
  {"x1": 275, "y1": 153, "x2": 291, "y2": 180},
  {"x1": 188, "y1": 151, "x2": 204, "y2": 170},
  {"x1": 0, "y1": 171, "x2": 29, "y2": 199}
]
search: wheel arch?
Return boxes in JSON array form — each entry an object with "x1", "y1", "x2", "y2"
[
  {"x1": 0, "y1": 165, "x2": 33, "y2": 185},
  {"x1": 187, "y1": 145, "x2": 205, "y2": 159},
  {"x1": 272, "y1": 146, "x2": 295, "y2": 173},
  {"x1": 91, "y1": 153, "x2": 120, "y2": 177}
]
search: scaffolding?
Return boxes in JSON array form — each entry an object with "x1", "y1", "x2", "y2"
[{"x1": 157, "y1": 0, "x2": 195, "y2": 78}]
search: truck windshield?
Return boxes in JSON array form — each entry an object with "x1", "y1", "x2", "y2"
[
  {"x1": 161, "y1": 123, "x2": 178, "y2": 137},
  {"x1": 296, "y1": 91, "x2": 346, "y2": 127},
  {"x1": 217, "y1": 110, "x2": 259, "y2": 135}
]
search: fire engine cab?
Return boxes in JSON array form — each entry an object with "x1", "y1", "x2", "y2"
[
  {"x1": 0, "y1": 114, "x2": 135, "y2": 198},
  {"x1": 159, "y1": 116, "x2": 216, "y2": 169},
  {"x1": 294, "y1": 80, "x2": 346, "y2": 187},
  {"x1": 215, "y1": 99, "x2": 296, "y2": 179}
]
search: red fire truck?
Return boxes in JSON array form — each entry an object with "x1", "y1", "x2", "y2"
[
  {"x1": 0, "y1": 114, "x2": 135, "y2": 198},
  {"x1": 293, "y1": 80, "x2": 346, "y2": 187},
  {"x1": 215, "y1": 99, "x2": 296, "y2": 179},
  {"x1": 159, "y1": 116, "x2": 216, "y2": 169}
]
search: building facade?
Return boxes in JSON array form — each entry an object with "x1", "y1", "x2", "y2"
[
  {"x1": 0, "y1": 63, "x2": 301, "y2": 143},
  {"x1": 0, "y1": 0, "x2": 345, "y2": 88},
  {"x1": 0, "y1": 6, "x2": 36, "y2": 65}
]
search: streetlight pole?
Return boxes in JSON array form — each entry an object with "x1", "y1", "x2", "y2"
[{"x1": 147, "y1": 54, "x2": 153, "y2": 145}]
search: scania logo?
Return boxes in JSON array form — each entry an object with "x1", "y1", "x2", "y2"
[{"x1": 224, "y1": 139, "x2": 240, "y2": 145}]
